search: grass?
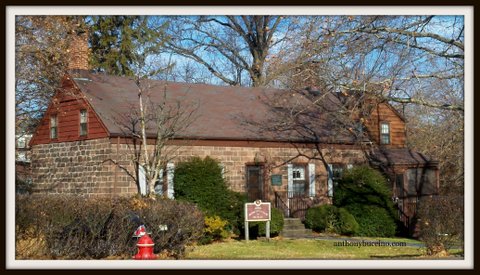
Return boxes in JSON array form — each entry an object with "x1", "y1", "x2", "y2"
[{"x1": 185, "y1": 238, "x2": 429, "y2": 260}]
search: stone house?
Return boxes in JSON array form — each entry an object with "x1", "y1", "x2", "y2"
[{"x1": 28, "y1": 30, "x2": 439, "y2": 227}]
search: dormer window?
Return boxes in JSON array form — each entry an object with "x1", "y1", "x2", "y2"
[
  {"x1": 80, "y1": 109, "x2": 88, "y2": 136},
  {"x1": 50, "y1": 115, "x2": 58, "y2": 139},
  {"x1": 380, "y1": 122, "x2": 390, "y2": 145}
]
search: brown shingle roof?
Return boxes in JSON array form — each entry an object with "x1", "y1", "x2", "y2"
[
  {"x1": 67, "y1": 70, "x2": 357, "y2": 143},
  {"x1": 371, "y1": 148, "x2": 438, "y2": 166}
]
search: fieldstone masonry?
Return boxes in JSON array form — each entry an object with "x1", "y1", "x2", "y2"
[
  {"x1": 31, "y1": 138, "x2": 125, "y2": 196},
  {"x1": 32, "y1": 138, "x2": 366, "y2": 200}
]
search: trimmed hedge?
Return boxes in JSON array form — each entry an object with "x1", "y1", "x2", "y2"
[
  {"x1": 174, "y1": 156, "x2": 246, "y2": 233},
  {"x1": 15, "y1": 194, "x2": 204, "y2": 259},
  {"x1": 333, "y1": 165, "x2": 397, "y2": 237}
]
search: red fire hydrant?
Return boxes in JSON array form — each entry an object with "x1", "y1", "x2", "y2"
[{"x1": 133, "y1": 233, "x2": 156, "y2": 260}]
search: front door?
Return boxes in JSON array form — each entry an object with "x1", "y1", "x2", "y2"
[{"x1": 246, "y1": 165, "x2": 264, "y2": 201}]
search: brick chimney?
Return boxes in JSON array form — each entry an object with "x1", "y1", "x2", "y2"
[{"x1": 66, "y1": 27, "x2": 90, "y2": 71}]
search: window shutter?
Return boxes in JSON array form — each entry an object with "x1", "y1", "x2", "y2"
[
  {"x1": 138, "y1": 165, "x2": 147, "y2": 196},
  {"x1": 220, "y1": 163, "x2": 225, "y2": 179},
  {"x1": 287, "y1": 163, "x2": 293, "y2": 198},
  {"x1": 327, "y1": 164, "x2": 333, "y2": 197},
  {"x1": 308, "y1": 163, "x2": 316, "y2": 197},
  {"x1": 167, "y1": 162, "x2": 175, "y2": 199}
]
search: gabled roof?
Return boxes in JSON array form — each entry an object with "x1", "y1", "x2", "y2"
[{"x1": 67, "y1": 70, "x2": 358, "y2": 144}]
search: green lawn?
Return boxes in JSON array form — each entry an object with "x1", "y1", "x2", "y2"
[{"x1": 185, "y1": 238, "x2": 427, "y2": 260}]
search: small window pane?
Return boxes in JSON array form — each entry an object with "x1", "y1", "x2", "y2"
[
  {"x1": 381, "y1": 123, "x2": 390, "y2": 134},
  {"x1": 381, "y1": 135, "x2": 390, "y2": 144},
  {"x1": 292, "y1": 182, "x2": 306, "y2": 196},
  {"x1": 80, "y1": 124, "x2": 87, "y2": 136},
  {"x1": 50, "y1": 115, "x2": 57, "y2": 127},
  {"x1": 50, "y1": 127, "x2": 57, "y2": 139},
  {"x1": 80, "y1": 110, "x2": 88, "y2": 123},
  {"x1": 292, "y1": 165, "x2": 305, "y2": 180}
]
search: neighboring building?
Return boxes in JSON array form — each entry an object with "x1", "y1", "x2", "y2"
[
  {"x1": 16, "y1": 134, "x2": 32, "y2": 163},
  {"x1": 28, "y1": 29, "x2": 439, "y2": 232},
  {"x1": 15, "y1": 134, "x2": 33, "y2": 194}
]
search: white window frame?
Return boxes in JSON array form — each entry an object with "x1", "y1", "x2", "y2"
[
  {"x1": 292, "y1": 165, "x2": 305, "y2": 180},
  {"x1": 50, "y1": 115, "x2": 58, "y2": 139},
  {"x1": 380, "y1": 122, "x2": 390, "y2": 145},
  {"x1": 79, "y1": 109, "x2": 88, "y2": 136}
]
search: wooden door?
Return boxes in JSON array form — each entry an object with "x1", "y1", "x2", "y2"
[{"x1": 246, "y1": 166, "x2": 264, "y2": 201}]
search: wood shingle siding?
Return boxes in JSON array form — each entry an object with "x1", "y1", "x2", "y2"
[
  {"x1": 29, "y1": 77, "x2": 109, "y2": 146},
  {"x1": 364, "y1": 102, "x2": 406, "y2": 148}
]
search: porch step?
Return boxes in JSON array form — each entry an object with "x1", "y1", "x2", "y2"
[{"x1": 281, "y1": 218, "x2": 314, "y2": 239}]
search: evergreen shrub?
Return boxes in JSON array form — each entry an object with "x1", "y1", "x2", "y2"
[
  {"x1": 174, "y1": 156, "x2": 246, "y2": 234},
  {"x1": 333, "y1": 165, "x2": 397, "y2": 237}
]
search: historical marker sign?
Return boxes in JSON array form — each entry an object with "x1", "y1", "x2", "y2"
[
  {"x1": 244, "y1": 200, "x2": 271, "y2": 241},
  {"x1": 245, "y1": 200, "x2": 271, "y2": 221}
]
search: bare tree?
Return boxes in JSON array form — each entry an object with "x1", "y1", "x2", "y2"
[
  {"x1": 15, "y1": 16, "x2": 85, "y2": 133},
  {"x1": 164, "y1": 15, "x2": 300, "y2": 87},
  {"x1": 112, "y1": 76, "x2": 198, "y2": 197}
]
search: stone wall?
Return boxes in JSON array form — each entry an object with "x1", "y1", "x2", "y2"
[
  {"x1": 30, "y1": 138, "x2": 135, "y2": 196},
  {"x1": 112, "y1": 142, "x2": 367, "y2": 201},
  {"x1": 31, "y1": 138, "x2": 366, "y2": 200}
]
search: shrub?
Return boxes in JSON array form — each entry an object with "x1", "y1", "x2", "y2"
[
  {"x1": 304, "y1": 205, "x2": 358, "y2": 235},
  {"x1": 336, "y1": 208, "x2": 359, "y2": 236},
  {"x1": 200, "y1": 215, "x2": 231, "y2": 244},
  {"x1": 305, "y1": 204, "x2": 337, "y2": 232},
  {"x1": 15, "y1": 194, "x2": 204, "y2": 259},
  {"x1": 333, "y1": 165, "x2": 397, "y2": 237},
  {"x1": 417, "y1": 196, "x2": 464, "y2": 255},
  {"x1": 346, "y1": 204, "x2": 396, "y2": 237},
  {"x1": 174, "y1": 156, "x2": 245, "y2": 232}
]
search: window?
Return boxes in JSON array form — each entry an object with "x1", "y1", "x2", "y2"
[
  {"x1": 292, "y1": 164, "x2": 306, "y2": 196},
  {"x1": 50, "y1": 115, "x2": 57, "y2": 139},
  {"x1": 395, "y1": 174, "x2": 404, "y2": 198},
  {"x1": 327, "y1": 163, "x2": 348, "y2": 197},
  {"x1": 331, "y1": 164, "x2": 344, "y2": 184},
  {"x1": 380, "y1": 122, "x2": 390, "y2": 145},
  {"x1": 80, "y1": 109, "x2": 88, "y2": 136},
  {"x1": 17, "y1": 136, "x2": 26, "y2": 148}
]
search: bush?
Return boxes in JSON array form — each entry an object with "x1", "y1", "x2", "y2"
[
  {"x1": 248, "y1": 207, "x2": 284, "y2": 237},
  {"x1": 200, "y1": 216, "x2": 231, "y2": 244},
  {"x1": 15, "y1": 194, "x2": 204, "y2": 259},
  {"x1": 417, "y1": 196, "x2": 464, "y2": 255},
  {"x1": 346, "y1": 204, "x2": 396, "y2": 237},
  {"x1": 304, "y1": 205, "x2": 358, "y2": 235},
  {"x1": 174, "y1": 156, "x2": 245, "y2": 233},
  {"x1": 333, "y1": 165, "x2": 397, "y2": 237},
  {"x1": 305, "y1": 204, "x2": 337, "y2": 232},
  {"x1": 336, "y1": 208, "x2": 359, "y2": 236}
]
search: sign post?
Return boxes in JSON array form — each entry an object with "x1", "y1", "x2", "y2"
[{"x1": 244, "y1": 200, "x2": 271, "y2": 241}]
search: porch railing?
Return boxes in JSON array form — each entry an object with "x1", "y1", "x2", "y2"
[
  {"x1": 274, "y1": 191, "x2": 310, "y2": 220},
  {"x1": 274, "y1": 191, "x2": 289, "y2": 218}
]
